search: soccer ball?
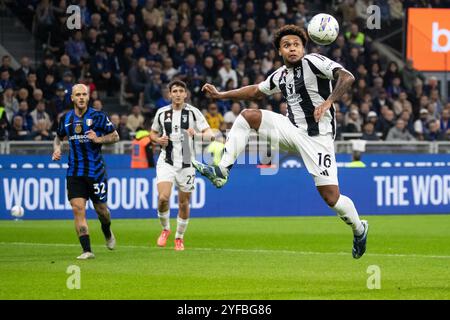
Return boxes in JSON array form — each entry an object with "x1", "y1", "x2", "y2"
[
  {"x1": 11, "y1": 205, "x2": 25, "y2": 218},
  {"x1": 307, "y1": 13, "x2": 339, "y2": 46}
]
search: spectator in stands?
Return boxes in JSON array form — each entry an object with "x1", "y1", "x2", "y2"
[
  {"x1": 9, "y1": 115, "x2": 32, "y2": 141},
  {"x1": 398, "y1": 109, "x2": 415, "y2": 135},
  {"x1": 414, "y1": 108, "x2": 431, "y2": 139},
  {"x1": 41, "y1": 74, "x2": 57, "y2": 101},
  {"x1": 383, "y1": 61, "x2": 401, "y2": 90},
  {"x1": 92, "y1": 99, "x2": 103, "y2": 111},
  {"x1": 424, "y1": 119, "x2": 445, "y2": 141},
  {"x1": 401, "y1": 59, "x2": 425, "y2": 93},
  {"x1": 378, "y1": 109, "x2": 396, "y2": 139},
  {"x1": 162, "y1": 57, "x2": 178, "y2": 81},
  {"x1": 344, "y1": 108, "x2": 362, "y2": 133},
  {"x1": 178, "y1": 54, "x2": 204, "y2": 94},
  {"x1": 2, "y1": 86, "x2": 18, "y2": 122},
  {"x1": 386, "y1": 76, "x2": 403, "y2": 100},
  {"x1": 386, "y1": 119, "x2": 416, "y2": 141},
  {"x1": 0, "y1": 70, "x2": 15, "y2": 92},
  {"x1": 0, "y1": 55, "x2": 14, "y2": 75},
  {"x1": 37, "y1": 54, "x2": 59, "y2": 88},
  {"x1": 127, "y1": 57, "x2": 151, "y2": 101},
  {"x1": 127, "y1": 105, "x2": 145, "y2": 132},
  {"x1": 223, "y1": 102, "x2": 241, "y2": 129},
  {"x1": 32, "y1": 117, "x2": 53, "y2": 141},
  {"x1": 361, "y1": 122, "x2": 379, "y2": 141},
  {"x1": 0, "y1": 98, "x2": 9, "y2": 140},
  {"x1": 219, "y1": 58, "x2": 238, "y2": 89},
  {"x1": 345, "y1": 22, "x2": 365, "y2": 47},
  {"x1": 372, "y1": 89, "x2": 392, "y2": 114},
  {"x1": 66, "y1": 30, "x2": 88, "y2": 68},
  {"x1": 29, "y1": 89, "x2": 44, "y2": 112},
  {"x1": 14, "y1": 101, "x2": 33, "y2": 132},
  {"x1": 440, "y1": 109, "x2": 450, "y2": 134},
  {"x1": 111, "y1": 113, "x2": 130, "y2": 140},
  {"x1": 14, "y1": 56, "x2": 34, "y2": 89},
  {"x1": 205, "y1": 102, "x2": 224, "y2": 130},
  {"x1": 155, "y1": 86, "x2": 171, "y2": 109},
  {"x1": 429, "y1": 89, "x2": 443, "y2": 118}
]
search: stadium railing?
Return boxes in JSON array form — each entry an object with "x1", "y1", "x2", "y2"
[{"x1": 1, "y1": 140, "x2": 449, "y2": 155}]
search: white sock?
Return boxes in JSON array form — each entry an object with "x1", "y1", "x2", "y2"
[
  {"x1": 157, "y1": 210, "x2": 170, "y2": 230},
  {"x1": 331, "y1": 195, "x2": 364, "y2": 236},
  {"x1": 218, "y1": 114, "x2": 251, "y2": 171},
  {"x1": 175, "y1": 216, "x2": 189, "y2": 239}
]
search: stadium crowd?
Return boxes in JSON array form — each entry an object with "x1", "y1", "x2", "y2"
[{"x1": 0, "y1": 0, "x2": 449, "y2": 142}]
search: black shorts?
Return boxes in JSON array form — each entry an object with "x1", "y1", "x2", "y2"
[{"x1": 67, "y1": 176, "x2": 108, "y2": 204}]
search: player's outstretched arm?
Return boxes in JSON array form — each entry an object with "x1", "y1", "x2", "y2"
[
  {"x1": 52, "y1": 136, "x2": 62, "y2": 161},
  {"x1": 87, "y1": 130, "x2": 120, "y2": 144},
  {"x1": 314, "y1": 69, "x2": 355, "y2": 122},
  {"x1": 202, "y1": 83, "x2": 266, "y2": 101}
]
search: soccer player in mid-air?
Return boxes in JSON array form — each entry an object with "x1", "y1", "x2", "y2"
[
  {"x1": 52, "y1": 84, "x2": 119, "y2": 260},
  {"x1": 194, "y1": 25, "x2": 369, "y2": 259},
  {"x1": 150, "y1": 80, "x2": 213, "y2": 251}
]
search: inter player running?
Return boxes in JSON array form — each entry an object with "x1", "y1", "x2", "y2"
[
  {"x1": 52, "y1": 84, "x2": 119, "y2": 260},
  {"x1": 194, "y1": 25, "x2": 369, "y2": 259},
  {"x1": 150, "y1": 80, "x2": 213, "y2": 251}
]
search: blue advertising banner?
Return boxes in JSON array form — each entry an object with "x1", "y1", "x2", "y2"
[{"x1": 0, "y1": 165, "x2": 449, "y2": 219}]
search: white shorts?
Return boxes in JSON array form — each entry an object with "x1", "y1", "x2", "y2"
[
  {"x1": 259, "y1": 110, "x2": 338, "y2": 186},
  {"x1": 156, "y1": 161, "x2": 196, "y2": 193}
]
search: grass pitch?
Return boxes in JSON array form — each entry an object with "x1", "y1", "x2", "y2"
[{"x1": 0, "y1": 215, "x2": 449, "y2": 300}]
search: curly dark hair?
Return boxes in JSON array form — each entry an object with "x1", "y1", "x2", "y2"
[{"x1": 273, "y1": 25, "x2": 308, "y2": 50}]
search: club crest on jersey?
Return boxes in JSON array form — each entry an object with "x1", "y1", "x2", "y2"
[
  {"x1": 75, "y1": 123, "x2": 83, "y2": 134},
  {"x1": 295, "y1": 67, "x2": 302, "y2": 79},
  {"x1": 182, "y1": 115, "x2": 188, "y2": 123},
  {"x1": 86, "y1": 119, "x2": 93, "y2": 127}
]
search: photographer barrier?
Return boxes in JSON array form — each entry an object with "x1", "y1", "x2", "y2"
[{"x1": 1, "y1": 165, "x2": 449, "y2": 219}]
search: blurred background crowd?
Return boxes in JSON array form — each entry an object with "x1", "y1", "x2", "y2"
[{"x1": 0, "y1": 0, "x2": 449, "y2": 143}]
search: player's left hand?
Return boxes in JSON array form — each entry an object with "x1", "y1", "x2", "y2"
[
  {"x1": 186, "y1": 128, "x2": 196, "y2": 137},
  {"x1": 314, "y1": 100, "x2": 333, "y2": 123},
  {"x1": 86, "y1": 130, "x2": 100, "y2": 143}
]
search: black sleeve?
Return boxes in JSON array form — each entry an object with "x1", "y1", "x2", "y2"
[
  {"x1": 56, "y1": 113, "x2": 67, "y2": 139},
  {"x1": 145, "y1": 142, "x2": 155, "y2": 168}
]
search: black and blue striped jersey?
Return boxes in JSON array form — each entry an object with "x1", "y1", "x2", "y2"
[{"x1": 57, "y1": 107, "x2": 115, "y2": 178}]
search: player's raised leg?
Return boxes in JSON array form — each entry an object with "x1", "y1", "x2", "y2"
[
  {"x1": 193, "y1": 109, "x2": 263, "y2": 187},
  {"x1": 156, "y1": 181, "x2": 172, "y2": 247},
  {"x1": 93, "y1": 202, "x2": 115, "y2": 250},
  {"x1": 71, "y1": 198, "x2": 95, "y2": 260},
  {"x1": 174, "y1": 190, "x2": 191, "y2": 251}
]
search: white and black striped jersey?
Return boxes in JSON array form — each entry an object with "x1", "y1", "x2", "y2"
[
  {"x1": 258, "y1": 53, "x2": 352, "y2": 138},
  {"x1": 152, "y1": 104, "x2": 209, "y2": 168}
]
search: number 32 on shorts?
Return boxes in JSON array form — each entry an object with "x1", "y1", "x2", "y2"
[
  {"x1": 93, "y1": 182, "x2": 106, "y2": 195},
  {"x1": 318, "y1": 153, "x2": 332, "y2": 168}
]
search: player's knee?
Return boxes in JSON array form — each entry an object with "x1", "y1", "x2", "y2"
[
  {"x1": 320, "y1": 188, "x2": 340, "y2": 207},
  {"x1": 241, "y1": 109, "x2": 261, "y2": 129},
  {"x1": 71, "y1": 203, "x2": 85, "y2": 215},
  {"x1": 158, "y1": 194, "x2": 170, "y2": 205}
]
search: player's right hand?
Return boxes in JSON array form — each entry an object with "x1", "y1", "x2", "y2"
[
  {"x1": 202, "y1": 83, "x2": 222, "y2": 99},
  {"x1": 158, "y1": 135, "x2": 169, "y2": 147},
  {"x1": 52, "y1": 149, "x2": 61, "y2": 161}
]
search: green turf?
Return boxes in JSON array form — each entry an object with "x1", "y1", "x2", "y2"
[{"x1": 0, "y1": 215, "x2": 449, "y2": 299}]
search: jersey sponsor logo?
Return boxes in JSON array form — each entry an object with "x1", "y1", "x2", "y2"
[{"x1": 69, "y1": 134, "x2": 89, "y2": 143}]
